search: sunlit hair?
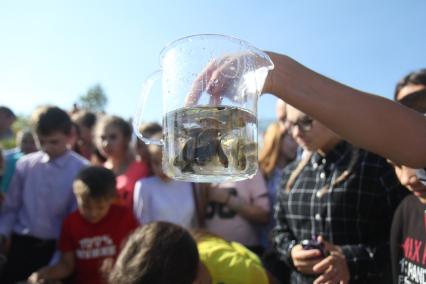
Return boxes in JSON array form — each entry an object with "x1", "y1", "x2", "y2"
[
  {"x1": 106, "y1": 222, "x2": 199, "y2": 284},
  {"x1": 259, "y1": 121, "x2": 292, "y2": 179}
]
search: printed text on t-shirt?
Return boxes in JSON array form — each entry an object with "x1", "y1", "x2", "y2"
[{"x1": 76, "y1": 235, "x2": 116, "y2": 259}]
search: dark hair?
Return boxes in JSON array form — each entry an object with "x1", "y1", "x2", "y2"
[
  {"x1": 74, "y1": 166, "x2": 116, "y2": 199},
  {"x1": 394, "y1": 69, "x2": 426, "y2": 100},
  {"x1": 71, "y1": 121, "x2": 81, "y2": 137},
  {"x1": 107, "y1": 222, "x2": 199, "y2": 284},
  {"x1": 0, "y1": 106, "x2": 16, "y2": 118},
  {"x1": 92, "y1": 147, "x2": 107, "y2": 164},
  {"x1": 72, "y1": 110, "x2": 97, "y2": 129},
  {"x1": 399, "y1": 88, "x2": 426, "y2": 114},
  {"x1": 33, "y1": 106, "x2": 72, "y2": 136},
  {"x1": 70, "y1": 121, "x2": 82, "y2": 154}
]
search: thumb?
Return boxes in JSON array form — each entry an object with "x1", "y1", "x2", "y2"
[
  {"x1": 317, "y1": 235, "x2": 333, "y2": 252},
  {"x1": 318, "y1": 235, "x2": 342, "y2": 254}
]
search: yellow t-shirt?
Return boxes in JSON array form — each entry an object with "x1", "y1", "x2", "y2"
[{"x1": 197, "y1": 236, "x2": 269, "y2": 284}]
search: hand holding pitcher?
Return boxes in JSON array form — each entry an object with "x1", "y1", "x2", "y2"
[{"x1": 133, "y1": 34, "x2": 273, "y2": 183}]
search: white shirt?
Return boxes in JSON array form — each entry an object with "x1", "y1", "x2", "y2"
[{"x1": 133, "y1": 176, "x2": 196, "y2": 229}]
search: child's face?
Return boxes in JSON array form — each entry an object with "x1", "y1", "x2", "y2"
[
  {"x1": 392, "y1": 162, "x2": 426, "y2": 204},
  {"x1": 76, "y1": 196, "x2": 114, "y2": 223},
  {"x1": 99, "y1": 125, "x2": 128, "y2": 158},
  {"x1": 37, "y1": 131, "x2": 71, "y2": 159}
]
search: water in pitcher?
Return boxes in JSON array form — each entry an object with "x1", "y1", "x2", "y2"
[{"x1": 163, "y1": 106, "x2": 258, "y2": 182}]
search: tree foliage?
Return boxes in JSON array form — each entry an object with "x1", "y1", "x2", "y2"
[
  {"x1": 77, "y1": 84, "x2": 108, "y2": 113},
  {"x1": 1, "y1": 115, "x2": 31, "y2": 149}
]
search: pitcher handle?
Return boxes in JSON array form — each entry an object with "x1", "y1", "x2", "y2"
[{"x1": 133, "y1": 70, "x2": 163, "y2": 145}]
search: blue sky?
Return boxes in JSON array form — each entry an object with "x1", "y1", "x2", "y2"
[{"x1": 1, "y1": 0, "x2": 425, "y2": 123}]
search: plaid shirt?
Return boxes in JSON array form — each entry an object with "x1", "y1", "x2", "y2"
[{"x1": 272, "y1": 141, "x2": 407, "y2": 284}]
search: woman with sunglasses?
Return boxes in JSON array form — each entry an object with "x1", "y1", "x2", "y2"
[{"x1": 271, "y1": 104, "x2": 408, "y2": 284}]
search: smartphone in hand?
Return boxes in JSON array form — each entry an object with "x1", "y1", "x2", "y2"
[{"x1": 301, "y1": 238, "x2": 326, "y2": 258}]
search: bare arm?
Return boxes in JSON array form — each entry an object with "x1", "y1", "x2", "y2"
[
  {"x1": 226, "y1": 194, "x2": 269, "y2": 224},
  {"x1": 208, "y1": 186, "x2": 269, "y2": 224},
  {"x1": 28, "y1": 251, "x2": 75, "y2": 283},
  {"x1": 263, "y1": 52, "x2": 426, "y2": 168}
]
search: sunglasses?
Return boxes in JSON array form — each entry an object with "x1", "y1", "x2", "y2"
[{"x1": 287, "y1": 117, "x2": 314, "y2": 132}]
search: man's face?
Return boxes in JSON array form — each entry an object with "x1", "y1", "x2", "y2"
[{"x1": 37, "y1": 131, "x2": 71, "y2": 159}]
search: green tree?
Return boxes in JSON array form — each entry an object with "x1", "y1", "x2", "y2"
[{"x1": 77, "y1": 84, "x2": 108, "y2": 112}]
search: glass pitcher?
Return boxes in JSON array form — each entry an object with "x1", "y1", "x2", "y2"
[{"x1": 134, "y1": 34, "x2": 274, "y2": 183}]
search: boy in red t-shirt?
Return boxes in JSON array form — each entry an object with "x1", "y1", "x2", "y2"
[{"x1": 28, "y1": 166, "x2": 139, "y2": 284}]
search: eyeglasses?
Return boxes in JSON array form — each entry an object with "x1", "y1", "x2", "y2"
[{"x1": 287, "y1": 117, "x2": 314, "y2": 132}]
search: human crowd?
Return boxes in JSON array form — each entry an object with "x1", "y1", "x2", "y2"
[{"x1": 0, "y1": 51, "x2": 425, "y2": 284}]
